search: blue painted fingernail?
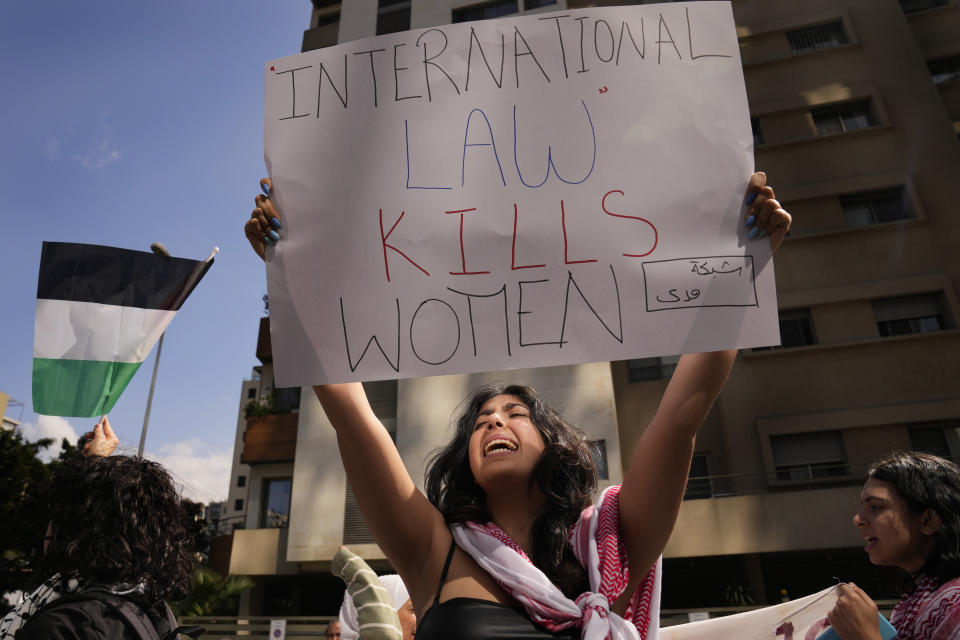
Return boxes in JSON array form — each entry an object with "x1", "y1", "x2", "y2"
[
  {"x1": 264, "y1": 235, "x2": 275, "y2": 246},
  {"x1": 745, "y1": 192, "x2": 757, "y2": 205},
  {"x1": 748, "y1": 227, "x2": 760, "y2": 240},
  {"x1": 745, "y1": 214, "x2": 756, "y2": 228},
  {"x1": 270, "y1": 217, "x2": 283, "y2": 230},
  {"x1": 267, "y1": 230, "x2": 279, "y2": 242},
  {"x1": 261, "y1": 182, "x2": 271, "y2": 197},
  {"x1": 758, "y1": 229, "x2": 767, "y2": 239}
]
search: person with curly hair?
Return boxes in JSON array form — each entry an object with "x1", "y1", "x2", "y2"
[
  {"x1": 0, "y1": 421, "x2": 197, "y2": 640},
  {"x1": 828, "y1": 452, "x2": 960, "y2": 640},
  {"x1": 244, "y1": 173, "x2": 792, "y2": 640}
]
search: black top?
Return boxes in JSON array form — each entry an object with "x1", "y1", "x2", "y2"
[
  {"x1": 415, "y1": 541, "x2": 580, "y2": 640},
  {"x1": 17, "y1": 600, "x2": 136, "y2": 640}
]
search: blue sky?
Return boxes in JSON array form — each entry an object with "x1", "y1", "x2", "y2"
[{"x1": 0, "y1": 1, "x2": 312, "y2": 502}]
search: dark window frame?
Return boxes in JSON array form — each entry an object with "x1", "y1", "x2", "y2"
[
  {"x1": 873, "y1": 293, "x2": 949, "y2": 337},
  {"x1": 785, "y1": 21, "x2": 849, "y2": 55},
  {"x1": 929, "y1": 55, "x2": 960, "y2": 84},
  {"x1": 751, "y1": 117, "x2": 765, "y2": 146},
  {"x1": 840, "y1": 187, "x2": 913, "y2": 227},
  {"x1": 261, "y1": 477, "x2": 293, "y2": 529},
  {"x1": 771, "y1": 431, "x2": 849, "y2": 482},
  {"x1": 811, "y1": 99, "x2": 876, "y2": 136},
  {"x1": 627, "y1": 355, "x2": 680, "y2": 382},
  {"x1": 684, "y1": 454, "x2": 713, "y2": 500},
  {"x1": 452, "y1": 0, "x2": 519, "y2": 23},
  {"x1": 900, "y1": 0, "x2": 949, "y2": 14},
  {"x1": 753, "y1": 308, "x2": 816, "y2": 351}
]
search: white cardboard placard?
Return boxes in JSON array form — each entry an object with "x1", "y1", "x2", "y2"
[{"x1": 263, "y1": 2, "x2": 779, "y2": 386}]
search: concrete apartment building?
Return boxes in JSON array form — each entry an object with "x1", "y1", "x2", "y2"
[{"x1": 219, "y1": 0, "x2": 960, "y2": 617}]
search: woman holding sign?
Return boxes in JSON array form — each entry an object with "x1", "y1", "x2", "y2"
[
  {"x1": 245, "y1": 172, "x2": 790, "y2": 639},
  {"x1": 827, "y1": 452, "x2": 960, "y2": 640}
]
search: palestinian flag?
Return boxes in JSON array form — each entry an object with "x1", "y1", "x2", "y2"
[{"x1": 33, "y1": 242, "x2": 214, "y2": 417}]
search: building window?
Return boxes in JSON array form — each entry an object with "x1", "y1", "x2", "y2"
[
  {"x1": 261, "y1": 477, "x2": 292, "y2": 528},
  {"x1": 452, "y1": 0, "x2": 518, "y2": 23},
  {"x1": 343, "y1": 379, "x2": 398, "y2": 544},
  {"x1": 909, "y1": 420, "x2": 960, "y2": 462},
  {"x1": 247, "y1": 388, "x2": 257, "y2": 399},
  {"x1": 752, "y1": 309, "x2": 816, "y2": 351},
  {"x1": 772, "y1": 431, "x2": 849, "y2": 481},
  {"x1": 587, "y1": 440, "x2": 609, "y2": 480},
  {"x1": 377, "y1": 0, "x2": 410, "y2": 36},
  {"x1": 751, "y1": 118, "x2": 765, "y2": 146},
  {"x1": 524, "y1": 0, "x2": 557, "y2": 9},
  {"x1": 274, "y1": 386, "x2": 302, "y2": 413},
  {"x1": 785, "y1": 21, "x2": 849, "y2": 55},
  {"x1": 684, "y1": 454, "x2": 712, "y2": 500},
  {"x1": 901, "y1": 0, "x2": 949, "y2": 13},
  {"x1": 929, "y1": 55, "x2": 960, "y2": 84},
  {"x1": 627, "y1": 355, "x2": 680, "y2": 382},
  {"x1": 780, "y1": 309, "x2": 817, "y2": 347},
  {"x1": 234, "y1": 499, "x2": 244, "y2": 511},
  {"x1": 873, "y1": 293, "x2": 949, "y2": 337},
  {"x1": 343, "y1": 483, "x2": 376, "y2": 544},
  {"x1": 811, "y1": 99, "x2": 875, "y2": 136},
  {"x1": 840, "y1": 187, "x2": 913, "y2": 227},
  {"x1": 237, "y1": 475, "x2": 247, "y2": 488}
]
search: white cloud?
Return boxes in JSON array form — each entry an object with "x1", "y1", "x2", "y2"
[
  {"x1": 19, "y1": 415, "x2": 80, "y2": 461},
  {"x1": 143, "y1": 438, "x2": 232, "y2": 504},
  {"x1": 74, "y1": 136, "x2": 121, "y2": 170},
  {"x1": 45, "y1": 122, "x2": 121, "y2": 170}
]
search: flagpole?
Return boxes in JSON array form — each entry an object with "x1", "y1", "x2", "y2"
[{"x1": 138, "y1": 242, "x2": 170, "y2": 457}]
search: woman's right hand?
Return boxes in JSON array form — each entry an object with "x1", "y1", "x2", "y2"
[{"x1": 245, "y1": 177, "x2": 283, "y2": 262}]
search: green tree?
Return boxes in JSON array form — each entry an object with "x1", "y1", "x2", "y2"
[
  {"x1": 0, "y1": 429, "x2": 84, "y2": 612},
  {"x1": 172, "y1": 566, "x2": 254, "y2": 616}
]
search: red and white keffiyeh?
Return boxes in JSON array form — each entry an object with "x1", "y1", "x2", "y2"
[
  {"x1": 451, "y1": 484, "x2": 661, "y2": 640},
  {"x1": 891, "y1": 574, "x2": 960, "y2": 640}
]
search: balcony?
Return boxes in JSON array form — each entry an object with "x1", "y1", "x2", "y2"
[
  {"x1": 256, "y1": 316, "x2": 272, "y2": 364},
  {"x1": 302, "y1": 21, "x2": 339, "y2": 52},
  {"x1": 228, "y1": 528, "x2": 298, "y2": 575},
  {"x1": 241, "y1": 412, "x2": 298, "y2": 464}
]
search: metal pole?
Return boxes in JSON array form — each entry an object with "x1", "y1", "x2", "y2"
[
  {"x1": 138, "y1": 242, "x2": 170, "y2": 457},
  {"x1": 138, "y1": 333, "x2": 163, "y2": 456}
]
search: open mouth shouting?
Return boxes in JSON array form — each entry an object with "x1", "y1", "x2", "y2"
[
  {"x1": 483, "y1": 437, "x2": 519, "y2": 457},
  {"x1": 864, "y1": 536, "x2": 878, "y2": 552}
]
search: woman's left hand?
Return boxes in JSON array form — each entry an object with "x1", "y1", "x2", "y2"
[
  {"x1": 827, "y1": 583, "x2": 883, "y2": 640},
  {"x1": 81, "y1": 416, "x2": 119, "y2": 457},
  {"x1": 744, "y1": 172, "x2": 791, "y2": 254}
]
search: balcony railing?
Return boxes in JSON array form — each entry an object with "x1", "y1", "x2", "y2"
[{"x1": 683, "y1": 460, "x2": 884, "y2": 501}]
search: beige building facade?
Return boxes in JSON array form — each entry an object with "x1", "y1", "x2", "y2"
[{"x1": 222, "y1": 0, "x2": 960, "y2": 617}]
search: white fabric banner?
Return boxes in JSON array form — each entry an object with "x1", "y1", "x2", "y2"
[
  {"x1": 660, "y1": 586, "x2": 838, "y2": 640},
  {"x1": 263, "y1": 2, "x2": 780, "y2": 386}
]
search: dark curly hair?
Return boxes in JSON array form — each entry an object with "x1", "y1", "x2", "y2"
[
  {"x1": 425, "y1": 384, "x2": 597, "y2": 597},
  {"x1": 867, "y1": 451, "x2": 960, "y2": 585},
  {"x1": 37, "y1": 455, "x2": 196, "y2": 601}
]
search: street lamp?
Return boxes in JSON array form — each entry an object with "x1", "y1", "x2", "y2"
[{"x1": 138, "y1": 241, "x2": 169, "y2": 457}]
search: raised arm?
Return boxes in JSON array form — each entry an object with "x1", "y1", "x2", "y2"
[
  {"x1": 617, "y1": 172, "x2": 791, "y2": 588},
  {"x1": 245, "y1": 180, "x2": 447, "y2": 591},
  {"x1": 313, "y1": 383, "x2": 446, "y2": 577}
]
